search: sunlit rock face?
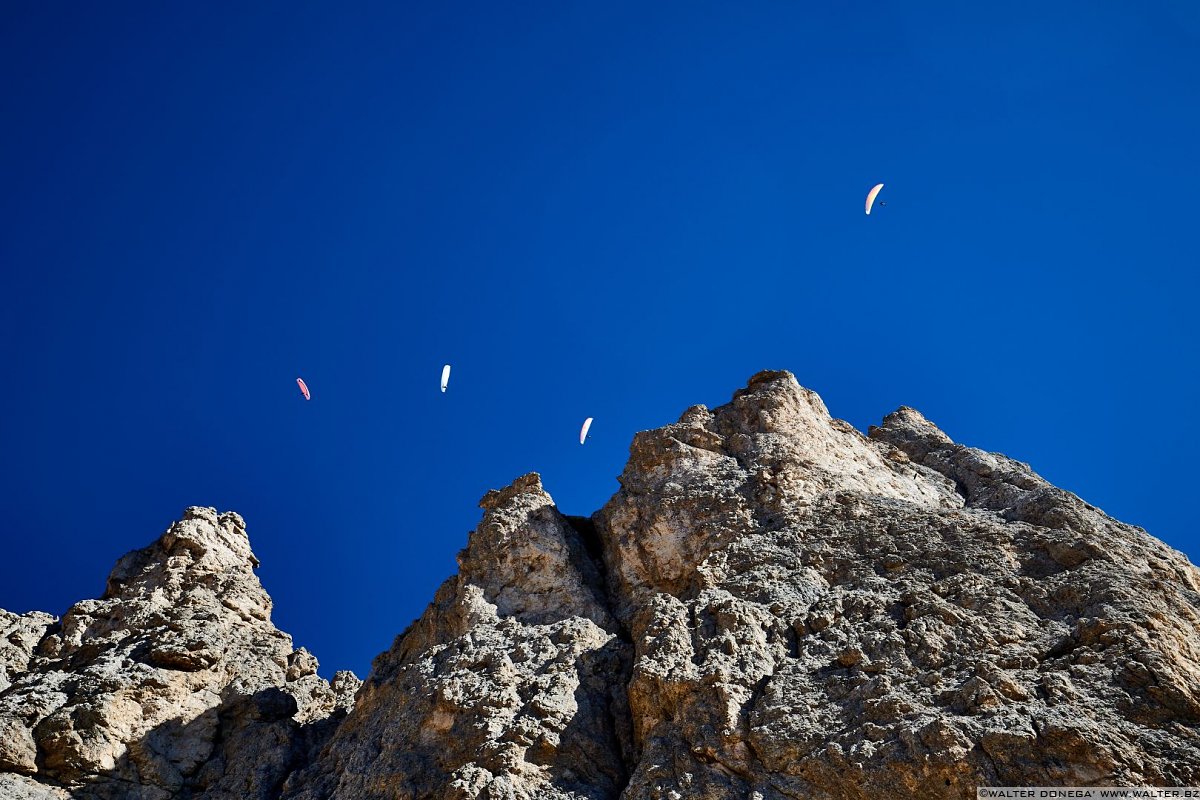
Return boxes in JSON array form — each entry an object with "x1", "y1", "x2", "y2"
[
  {"x1": 0, "y1": 508, "x2": 359, "y2": 800},
  {"x1": 595, "y1": 372, "x2": 1200, "y2": 798},
  {"x1": 282, "y1": 473, "x2": 632, "y2": 800},
  {"x1": 4, "y1": 371, "x2": 1200, "y2": 799}
]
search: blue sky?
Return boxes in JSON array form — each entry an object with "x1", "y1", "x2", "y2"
[{"x1": 2, "y1": 3, "x2": 1198, "y2": 678}]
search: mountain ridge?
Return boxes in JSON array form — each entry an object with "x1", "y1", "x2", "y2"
[{"x1": 4, "y1": 370, "x2": 1198, "y2": 799}]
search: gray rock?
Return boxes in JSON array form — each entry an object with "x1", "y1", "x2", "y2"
[
  {"x1": 0, "y1": 774, "x2": 71, "y2": 800},
  {"x1": 0, "y1": 507, "x2": 357, "y2": 798},
  {"x1": 282, "y1": 473, "x2": 632, "y2": 800},
  {"x1": 0, "y1": 610, "x2": 56, "y2": 694},
  {"x1": 599, "y1": 371, "x2": 1200, "y2": 798},
  {"x1": 3, "y1": 371, "x2": 1199, "y2": 799}
]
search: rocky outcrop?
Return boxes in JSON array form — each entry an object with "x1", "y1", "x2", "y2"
[
  {"x1": 0, "y1": 611, "x2": 55, "y2": 695},
  {"x1": 0, "y1": 507, "x2": 359, "y2": 799},
  {"x1": 595, "y1": 371, "x2": 1200, "y2": 798},
  {"x1": 4, "y1": 371, "x2": 1200, "y2": 799},
  {"x1": 282, "y1": 474, "x2": 632, "y2": 800}
]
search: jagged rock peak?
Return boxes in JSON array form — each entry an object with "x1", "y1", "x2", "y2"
[
  {"x1": 623, "y1": 368, "x2": 959, "y2": 508},
  {"x1": 0, "y1": 508, "x2": 360, "y2": 800},
  {"x1": 100, "y1": 506, "x2": 264, "y2": 614},
  {"x1": 731, "y1": 368, "x2": 834, "y2": 422},
  {"x1": 478, "y1": 471, "x2": 546, "y2": 511},
  {"x1": 5, "y1": 372, "x2": 1200, "y2": 800},
  {"x1": 597, "y1": 373, "x2": 1200, "y2": 797},
  {"x1": 603, "y1": 369, "x2": 963, "y2": 622},
  {"x1": 284, "y1": 472, "x2": 630, "y2": 800},
  {"x1": 458, "y1": 471, "x2": 613, "y2": 628}
]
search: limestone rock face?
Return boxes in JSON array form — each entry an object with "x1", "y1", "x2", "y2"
[
  {"x1": 4, "y1": 371, "x2": 1200, "y2": 799},
  {"x1": 0, "y1": 611, "x2": 55, "y2": 694},
  {"x1": 598, "y1": 372, "x2": 1200, "y2": 798},
  {"x1": 0, "y1": 507, "x2": 358, "y2": 799},
  {"x1": 283, "y1": 473, "x2": 632, "y2": 800}
]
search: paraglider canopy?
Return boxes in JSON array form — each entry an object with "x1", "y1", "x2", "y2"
[
  {"x1": 440, "y1": 364, "x2": 451, "y2": 393},
  {"x1": 865, "y1": 183, "x2": 884, "y2": 215},
  {"x1": 296, "y1": 378, "x2": 310, "y2": 401},
  {"x1": 579, "y1": 417, "x2": 593, "y2": 445}
]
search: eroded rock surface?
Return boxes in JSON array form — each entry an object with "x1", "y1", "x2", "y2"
[
  {"x1": 283, "y1": 474, "x2": 632, "y2": 800},
  {"x1": 0, "y1": 611, "x2": 55, "y2": 694},
  {"x1": 3, "y1": 371, "x2": 1199, "y2": 799},
  {"x1": 598, "y1": 371, "x2": 1200, "y2": 798},
  {"x1": 0, "y1": 508, "x2": 359, "y2": 799}
]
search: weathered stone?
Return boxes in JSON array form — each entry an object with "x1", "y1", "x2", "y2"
[
  {"x1": 600, "y1": 372, "x2": 1200, "y2": 798},
  {"x1": 3, "y1": 371, "x2": 1198, "y2": 799},
  {"x1": 0, "y1": 610, "x2": 55, "y2": 694},
  {"x1": 0, "y1": 508, "x2": 357, "y2": 799},
  {"x1": 282, "y1": 473, "x2": 632, "y2": 800}
]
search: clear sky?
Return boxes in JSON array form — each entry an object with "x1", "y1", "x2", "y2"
[{"x1": 3, "y1": 3, "x2": 1198, "y2": 678}]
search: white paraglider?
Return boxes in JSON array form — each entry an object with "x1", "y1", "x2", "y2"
[
  {"x1": 440, "y1": 364, "x2": 451, "y2": 393},
  {"x1": 579, "y1": 417, "x2": 593, "y2": 445},
  {"x1": 865, "y1": 183, "x2": 884, "y2": 215}
]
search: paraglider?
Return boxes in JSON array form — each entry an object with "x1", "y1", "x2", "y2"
[
  {"x1": 579, "y1": 417, "x2": 593, "y2": 445},
  {"x1": 865, "y1": 183, "x2": 884, "y2": 215},
  {"x1": 296, "y1": 378, "x2": 310, "y2": 401},
  {"x1": 440, "y1": 364, "x2": 451, "y2": 393}
]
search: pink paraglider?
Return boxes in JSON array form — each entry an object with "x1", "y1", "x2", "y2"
[{"x1": 296, "y1": 378, "x2": 311, "y2": 400}]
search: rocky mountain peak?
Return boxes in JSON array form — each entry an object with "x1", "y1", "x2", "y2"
[
  {"x1": 0, "y1": 508, "x2": 360, "y2": 799},
  {"x1": 107, "y1": 507, "x2": 259, "y2": 586},
  {"x1": 461, "y1": 472, "x2": 614, "y2": 629},
  {"x1": 602, "y1": 370, "x2": 961, "y2": 623},
  {"x1": 4, "y1": 371, "x2": 1200, "y2": 799}
]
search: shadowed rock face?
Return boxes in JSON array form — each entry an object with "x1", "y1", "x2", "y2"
[{"x1": 4, "y1": 371, "x2": 1200, "y2": 799}]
